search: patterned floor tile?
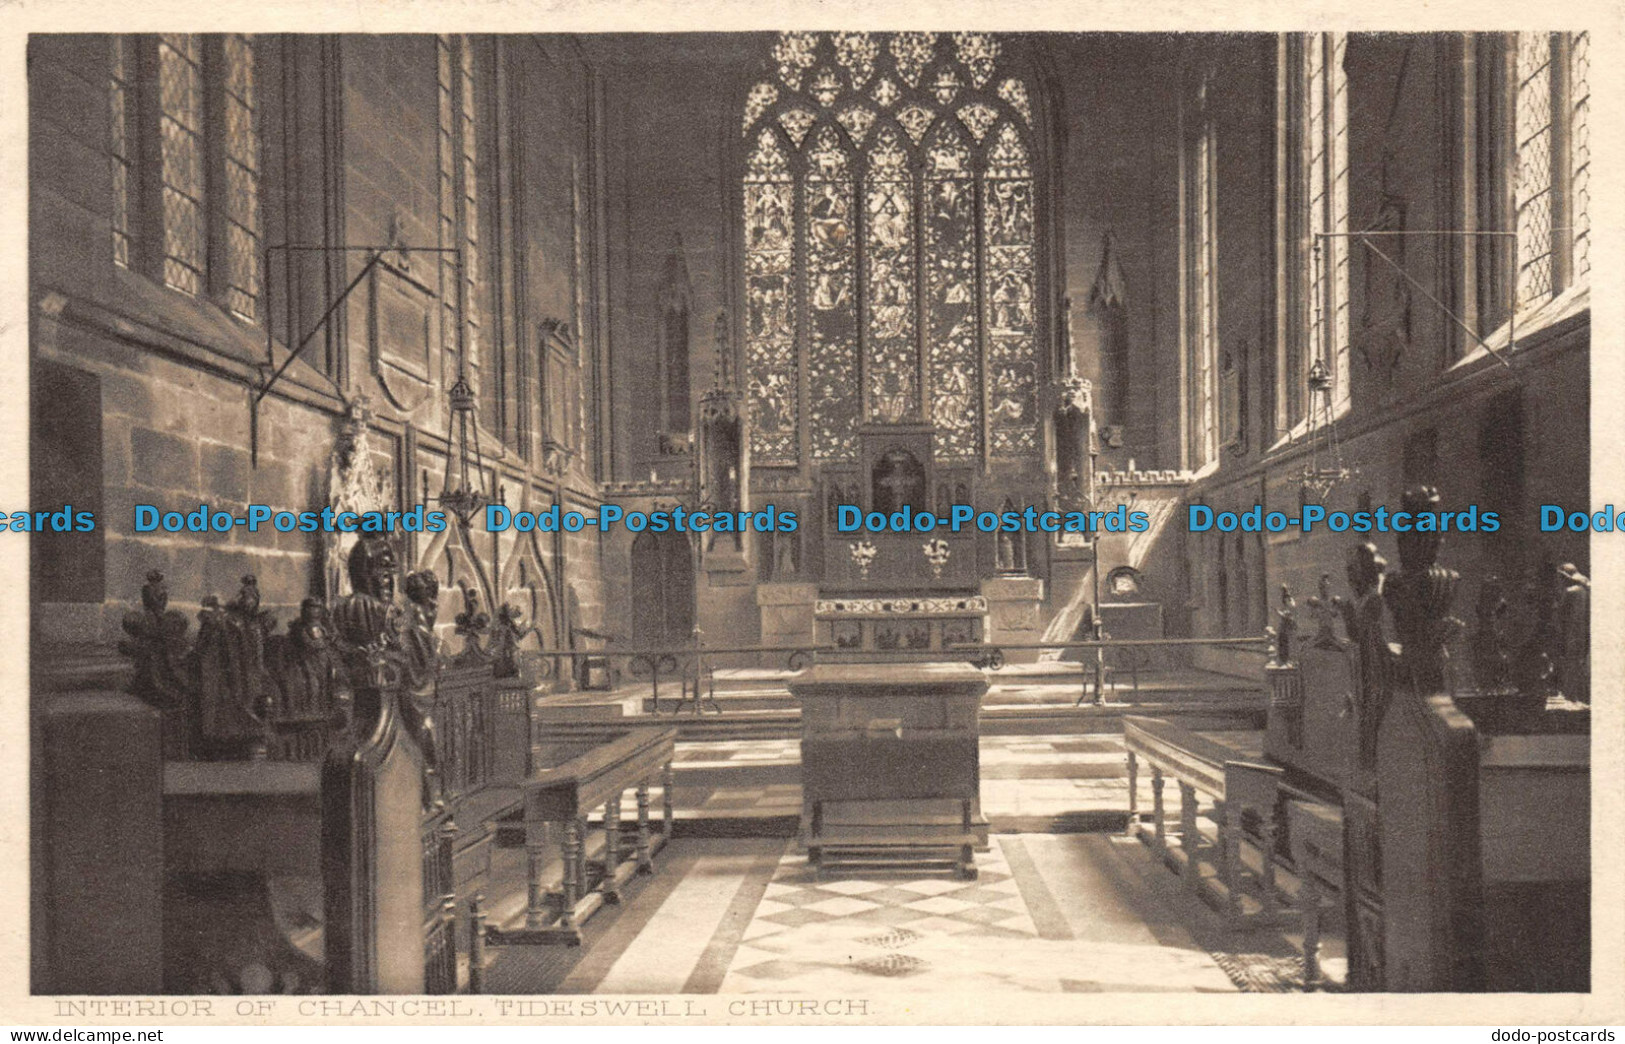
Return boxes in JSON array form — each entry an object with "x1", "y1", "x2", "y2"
[
  {"x1": 717, "y1": 837, "x2": 1047, "y2": 992},
  {"x1": 758, "y1": 906, "x2": 835, "y2": 928},
  {"x1": 904, "y1": 895, "x2": 979, "y2": 916},
  {"x1": 751, "y1": 898, "x2": 794, "y2": 918},
  {"x1": 803, "y1": 895, "x2": 882, "y2": 917},
  {"x1": 853, "y1": 905, "x2": 934, "y2": 927},
  {"x1": 892, "y1": 877, "x2": 968, "y2": 896},
  {"x1": 861, "y1": 885, "x2": 934, "y2": 905},
  {"x1": 818, "y1": 878, "x2": 891, "y2": 896}
]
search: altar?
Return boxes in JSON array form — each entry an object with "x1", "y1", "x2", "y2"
[{"x1": 787, "y1": 662, "x2": 988, "y2": 878}]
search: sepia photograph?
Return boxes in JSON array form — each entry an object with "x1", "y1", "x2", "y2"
[{"x1": 15, "y1": 10, "x2": 1615, "y2": 1025}]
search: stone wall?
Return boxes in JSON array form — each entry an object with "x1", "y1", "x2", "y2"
[{"x1": 30, "y1": 34, "x2": 612, "y2": 661}]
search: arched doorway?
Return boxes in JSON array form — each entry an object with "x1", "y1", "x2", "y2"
[{"x1": 630, "y1": 530, "x2": 695, "y2": 649}]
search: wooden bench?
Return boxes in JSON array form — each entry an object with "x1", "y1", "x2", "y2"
[
  {"x1": 1124, "y1": 715, "x2": 1344, "y2": 968},
  {"x1": 1122, "y1": 715, "x2": 1235, "y2": 903},
  {"x1": 1286, "y1": 798, "x2": 1345, "y2": 988},
  {"x1": 478, "y1": 725, "x2": 678, "y2": 955}
]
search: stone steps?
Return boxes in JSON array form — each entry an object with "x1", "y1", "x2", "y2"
[
  {"x1": 614, "y1": 701, "x2": 1263, "y2": 741},
  {"x1": 534, "y1": 666, "x2": 1266, "y2": 742}
]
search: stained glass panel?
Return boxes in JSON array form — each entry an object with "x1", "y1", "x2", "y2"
[
  {"x1": 983, "y1": 124, "x2": 1036, "y2": 457},
  {"x1": 924, "y1": 124, "x2": 979, "y2": 461},
  {"x1": 742, "y1": 82, "x2": 778, "y2": 134},
  {"x1": 804, "y1": 126, "x2": 860, "y2": 461},
  {"x1": 833, "y1": 32, "x2": 879, "y2": 88},
  {"x1": 809, "y1": 67, "x2": 841, "y2": 107},
  {"x1": 997, "y1": 78, "x2": 1032, "y2": 124},
  {"x1": 957, "y1": 102, "x2": 998, "y2": 142},
  {"x1": 865, "y1": 125, "x2": 917, "y2": 424},
  {"x1": 889, "y1": 33, "x2": 936, "y2": 87},
  {"x1": 779, "y1": 107, "x2": 817, "y2": 147},
  {"x1": 745, "y1": 129, "x2": 799, "y2": 465},
  {"x1": 896, "y1": 103, "x2": 935, "y2": 144},
  {"x1": 953, "y1": 33, "x2": 1001, "y2": 88},
  {"x1": 836, "y1": 104, "x2": 875, "y2": 144},
  {"x1": 773, "y1": 32, "x2": 818, "y2": 90}
]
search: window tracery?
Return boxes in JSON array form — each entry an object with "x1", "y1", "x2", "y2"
[{"x1": 740, "y1": 32, "x2": 1039, "y2": 467}]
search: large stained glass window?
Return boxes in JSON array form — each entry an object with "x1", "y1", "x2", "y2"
[{"x1": 741, "y1": 32, "x2": 1040, "y2": 467}]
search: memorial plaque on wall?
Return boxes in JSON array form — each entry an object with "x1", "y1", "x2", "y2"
[{"x1": 369, "y1": 261, "x2": 436, "y2": 411}]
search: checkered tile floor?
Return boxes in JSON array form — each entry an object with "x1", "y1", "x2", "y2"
[{"x1": 720, "y1": 840, "x2": 1038, "y2": 991}]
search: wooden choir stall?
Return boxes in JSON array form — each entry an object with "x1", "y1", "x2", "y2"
[
  {"x1": 106, "y1": 534, "x2": 683, "y2": 995},
  {"x1": 1124, "y1": 488, "x2": 1590, "y2": 992}
]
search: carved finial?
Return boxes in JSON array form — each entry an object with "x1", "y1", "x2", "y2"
[
  {"x1": 1394, "y1": 486, "x2": 1443, "y2": 576},
  {"x1": 700, "y1": 311, "x2": 741, "y2": 424},
  {"x1": 229, "y1": 575, "x2": 263, "y2": 617},
  {"x1": 1553, "y1": 562, "x2": 1590, "y2": 704},
  {"x1": 141, "y1": 570, "x2": 169, "y2": 615},
  {"x1": 1345, "y1": 541, "x2": 1386, "y2": 601},
  {"x1": 1306, "y1": 573, "x2": 1339, "y2": 644},
  {"x1": 404, "y1": 570, "x2": 440, "y2": 623},
  {"x1": 1387, "y1": 486, "x2": 1461, "y2": 694},
  {"x1": 1058, "y1": 374, "x2": 1092, "y2": 412},
  {"x1": 1269, "y1": 584, "x2": 1298, "y2": 664},
  {"x1": 491, "y1": 603, "x2": 526, "y2": 679},
  {"x1": 1470, "y1": 575, "x2": 1513, "y2": 694},
  {"x1": 453, "y1": 585, "x2": 492, "y2": 665}
]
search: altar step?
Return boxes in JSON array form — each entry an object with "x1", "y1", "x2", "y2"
[
  {"x1": 698, "y1": 665, "x2": 1258, "y2": 699},
  {"x1": 605, "y1": 700, "x2": 1263, "y2": 741},
  {"x1": 532, "y1": 668, "x2": 1264, "y2": 741},
  {"x1": 498, "y1": 731, "x2": 1259, "y2": 838}
]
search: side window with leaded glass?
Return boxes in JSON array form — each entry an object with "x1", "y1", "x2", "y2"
[
  {"x1": 107, "y1": 34, "x2": 262, "y2": 323},
  {"x1": 1514, "y1": 30, "x2": 1590, "y2": 312}
]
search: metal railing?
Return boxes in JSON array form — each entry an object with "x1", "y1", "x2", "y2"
[{"x1": 518, "y1": 635, "x2": 1270, "y2": 713}]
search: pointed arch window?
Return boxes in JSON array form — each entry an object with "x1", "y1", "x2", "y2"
[{"x1": 740, "y1": 32, "x2": 1041, "y2": 468}]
